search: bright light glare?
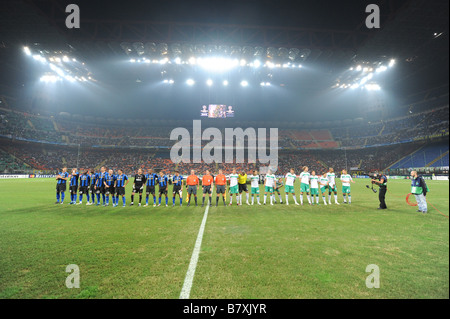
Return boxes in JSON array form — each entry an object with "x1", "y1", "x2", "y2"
[
  {"x1": 376, "y1": 66, "x2": 387, "y2": 73},
  {"x1": 365, "y1": 83, "x2": 381, "y2": 91},
  {"x1": 240, "y1": 80, "x2": 249, "y2": 87},
  {"x1": 62, "y1": 56, "x2": 69, "y2": 62},
  {"x1": 186, "y1": 79, "x2": 195, "y2": 86},
  {"x1": 253, "y1": 60, "x2": 261, "y2": 68},
  {"x1": 40, "y1": 75, "x2": 61, "y2": 82},
  {"x1": 223, "y1": 80, "x2": 229, "y2": 86},
  {"x1": 389, "y1": 59, "x2": 396, "y2": 67},
  {"x1": 206, "y1": 79, "x2": 213, "y2": 86},
  {"x1": 23, "y1": 46, "x2": 31, "y2": 56},
  {"x1": 197, "y1": 57, "x2": 239, "y2": 72}
]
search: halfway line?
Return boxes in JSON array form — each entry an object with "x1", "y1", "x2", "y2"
[{"x1": 179, "y1": 204, "x2": 210, "y2": 299}]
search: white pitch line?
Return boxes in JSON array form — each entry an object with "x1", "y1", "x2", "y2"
[{"x1": 179, "y1": 204, "x2": 210, "y2": 299}]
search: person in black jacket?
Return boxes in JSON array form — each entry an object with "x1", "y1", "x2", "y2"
[{"x1": 371, "y1": 172, "x2": 388, "y2": 210}]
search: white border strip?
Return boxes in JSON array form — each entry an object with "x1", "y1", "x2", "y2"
[{"x1": 179, "y1": 204, "x2": 210, "y2": 299}]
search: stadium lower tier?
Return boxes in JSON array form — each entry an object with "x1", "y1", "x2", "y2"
[{"x1": 1, "y1": 138, "x2": 447, "y2": 175}]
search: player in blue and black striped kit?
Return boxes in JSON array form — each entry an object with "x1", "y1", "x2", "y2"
[
  {"x1": 88, "y1": 170, "x2": 97, "y2": 205},
  {"x1": 104, "y1": 169, "x2": 117, "y2": 206},
  {"x1": 114, "y1": 169, "x2": 129, "y2": 207},
  {"x1": 172, "y1": 171, "x2": 184, "y2": 207},
  {"x1": 69, "y1": 168, "x2": 79, "y2": 205},
  {"x1": 95, "y1": 167, "x2": 108, "y2": 206},
  {"x1": 78, "y1": 170, "x2": 91, "y2": 205},
  {"x1": 158, "y1": 171, "x2": 169, "y2": 207},
  {"x1": 55, "y1": 167, "x2": 69, "y2": 204},
  {"x1": 144, "y1": 169, "x2": 158, "y2": 207}
]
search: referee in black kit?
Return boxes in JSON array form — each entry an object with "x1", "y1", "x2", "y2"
[{"x1": 371, "y1": 171, "x2": 388, "y2": 210}]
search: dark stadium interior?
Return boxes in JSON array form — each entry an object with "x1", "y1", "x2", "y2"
[{"x1": 0, "y1": 0, "x2": 448, "y2": 176}]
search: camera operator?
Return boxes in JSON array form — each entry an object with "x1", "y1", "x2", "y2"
[{"x1": 371, "y1": 172, "x2": 387, "y2": 210}]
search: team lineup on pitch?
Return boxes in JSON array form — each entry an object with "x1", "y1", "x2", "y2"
[{"x1": 55, "y1": 166, "x2": 362, "y2": 208}]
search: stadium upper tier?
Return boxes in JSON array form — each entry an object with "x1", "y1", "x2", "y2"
[{"x1": 0, "y1": 105, "x2": 448, "y2": 149}]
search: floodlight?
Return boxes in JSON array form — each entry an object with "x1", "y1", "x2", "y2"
[
  {"x1": 223, "y1": 80, "x2": 229, "y2": 86},
  {"x1": 186, "y1": 79, "x2": 195, "y2": 86},
  {"x1": 23, "y1": 46, "x2": 31, "y2": 56},
  {"x1": 206, "y1": 79, "x2": 213, "y2": 86},
  {"x1": 240, "y1": 80, "x2": 249, "y2": 87},
  {"x1": 389, "y1": 59, "x2": 396, "y2": 67}
]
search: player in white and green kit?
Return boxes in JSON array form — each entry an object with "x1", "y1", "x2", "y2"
[
  {"x1": 299, "y1": 166, "x2": 312, "y2": 205},
  {"x1": 284, "y1": 168, "x2": 299, "y2": 205},
  {"x1": 250, "y1": 170, "x2": 261, "y2": 205},
  {"x1": 340, "y1": 169, "x2": 355, "y2": 204},
  {"x1": 263, "y1": 170, "x2": 276, "y2": 205},
  {"x1": 229, "y1": 168, "x2": 240, "y2": 206},
  {"x1": 326, "y1": 168, "x2": 340, "y2": 205},
  {"x1": 309, "y1": 171, "x2": 320, "y2": 205},
  {"x1": 319, "y1": 172, "x2": 329, "y2": 205},
  {"x1": 272, "y1": 178, "x2": 284, "y2": 204}
]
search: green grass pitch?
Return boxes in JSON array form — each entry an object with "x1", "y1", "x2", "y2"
[{"x1": 0, "y1": 178, "x2": 448, "y2": 299}]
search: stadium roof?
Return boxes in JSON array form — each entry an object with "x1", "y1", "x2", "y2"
[{"x1": 0, "y1": 0, "x2": 448, "y2": 121}]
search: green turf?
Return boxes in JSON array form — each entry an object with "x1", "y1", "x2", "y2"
[{"x1": 0, "y1": 178, "x2": 448, "y2": 298}]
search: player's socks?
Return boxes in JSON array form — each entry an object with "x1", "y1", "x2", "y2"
[
  {"x1": 264, "y1": 194, "x2": 267, "y2": 204},
  {"x1": 194, "y1": 197, "x2": 197, "y2": 205},
  {"x1": 107, "y1": 196, "x2": 110, "y2": 205},
  {"x1": 334, "y1": 194, "x2": 338, "y2": 203},
  {"x1": 285, "y1": 195, "x2": 289, "y2": 204},
  {"x1": 79, "y1": 194, "x2": 83, "y2": 203},
  {"x1": 158, "y1": 197, "x2": 161, "y2": 205},
  {"x1": 173, "y1": 197, "x2": 175, "y2": 205},
  {"x1": 316, "y1": 196, "x2": 319, "y2": 204},
  {"x1": 96, "y1": 193, "x2": 100, "y2": 204},
  {"x1": 115, "y1": 196, "x2": 119, "y2": 204},
  {"x1": 322, "y1": 196, "x2": 327, "y2": 204},
  {"x1": 131, "y1": 195, "x2": 134, "y2": 203},
  {"x1": 300, "y1": 195, "x2": 303, "y2": 205},
  {"x1": 307, "y1": 195, "x2": 311, "y2": 204},
  {"x1": 56, "y1": 192, "x2": 60, "y2": 203},
  {"x1": 202, "y1": 197, "x2": 205, "y2": 205},
  {"x1": 348, "y1": 195, "x2": 351, "y2": 204},
  {"x1": 165, "y1": 197, "x2": 168, "y2": 205},
  {"x1": 139, "y1": 195, "x2": 142, "y2": 204},
  {"x1": 61, "y1": 193, "x2": 65, "y2": 203},
  {"x1": 122, "y1": 197, "x2": 126, "y2": 206},
  {"x1": 328, "y1": 194, "x2": 332, "y2": 202},
  {"x1": 102, "y1": 194, "x2": 106, "y2": 205},
  {"x1": 180, "y1": 198, "x2": 182, "y2": 205}
]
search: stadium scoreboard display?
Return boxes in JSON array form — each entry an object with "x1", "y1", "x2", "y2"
[{"x1": 200, "y1": 105, "x2": 235, "y2": 118}]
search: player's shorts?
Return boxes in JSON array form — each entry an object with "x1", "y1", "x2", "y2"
[
  {"x1": 300, "y1": 183, "x2": 310, "y2": 193},
  {"x1": 159, "y1": 186, "x2": 168, "y2": 195},
  {"x1": 70, "y1": 185, "x2": 78, "y2": 194},
  {"x1": 105, "y1": 186, "x2": 115, "y2": 195},
  {"x1": 203, "y1": 185, "x2": 212, "y2": 194},
  {"x1": 238, "y1": 183, "x2": 248, "y2": 193},
  {"x1": 133, "y1": 185, "x2": 144, "y2": 194},
  {"x1": 229, "y1": 185, "x2": 238, "y2": 194},
  {"x1": 116, "y1": 186, "x2": 125, "y2": 196},
  {"x1": 79, "y1": 186, "x2": 89, "y2": 195},
  {"x1": 216, "y1": 185, "x2": 226, "y2": 194},
  {"x1": 342, "y1": 186, "x2": 351, "y2": 194},
  {"x1": 56, "y1": 183, "x2": 67, "y2": 192},
  {"x1": 96, "y1": 185, "x2": 105, "y2": 194},
  {"x1": 310, "y1": 188, "x2": 319, "y2": 195},
  {"x1": 187, "y1": 185, "x2": 197, "y2": 195},
  {"x1": 146, "y1": 185, "x2": 155, "y2": 195},
  {"x1": 320, "y1": 185, "x2": 328, "y2": 193},
  {"x1": 328, "y1": 184, "x2": 337, "y2": 192},
  {"x1": 264, "y1": 186, "x2": 274, "y2": 193},
  {"x1": 284, "y1": 185, "x2": 295, "y2": 193},
  {"x1": 172, "y1": 185, "x2": 182, "y2": 195},
  {"x1": 251, "y1": 187, "x2": 260, "y2": 195}
]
